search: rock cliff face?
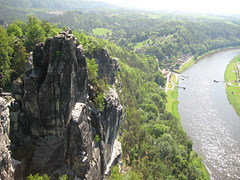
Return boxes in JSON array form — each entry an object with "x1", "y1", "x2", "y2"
[
  {"x1": 89, "y1": 48, "x2": 120, "y2": 85},
  {"x1": 9, "y1": 30, "x2": 123, "y2": 179},
  {"x1": 0, "y1": 97, "x2": 14, "y2": 179}
]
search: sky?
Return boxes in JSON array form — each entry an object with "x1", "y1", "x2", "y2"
[{"x1": 96, "y1": 0, "x2": 240, "y2": 15}]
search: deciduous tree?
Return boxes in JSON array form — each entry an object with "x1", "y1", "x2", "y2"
[{"x1": 0, "y1": 26, "x2": 13, "y2": 87}]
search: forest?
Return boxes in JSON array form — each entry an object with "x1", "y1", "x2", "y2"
[
  {"x1": 43, "y1": 10, "x2": 240, "y2": 68},
  {"x1": 1, "y1": 2, "x2": 240, "y2": 179}
]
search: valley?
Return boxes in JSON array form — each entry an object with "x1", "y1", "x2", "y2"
[{"x1": 1, "y1": 1, "x2": 240, "y2": 179}]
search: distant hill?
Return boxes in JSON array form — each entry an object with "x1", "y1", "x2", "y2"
[
  {"x1": 0, "y1": 0, "x2": 120, "y2": 23},
  {"x1": 0, "y1": 0, "x2": 119, "y2": 9}
]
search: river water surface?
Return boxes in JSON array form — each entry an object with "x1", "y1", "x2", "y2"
[{"x1": 178, "y1": 49, "x2": 240, "y2": 180}]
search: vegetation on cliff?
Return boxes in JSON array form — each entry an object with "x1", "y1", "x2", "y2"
[
  {"x1": 0, "y1": 15, "x2": 61, "y2": 87},
  {"x1": 72, "y1": 31, "x2": 209, "y2": 179}
]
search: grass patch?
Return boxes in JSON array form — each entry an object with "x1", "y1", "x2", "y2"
[
  {"x1": 226, "y1": 86, "x2": 240, "y2": 116},
  {"x1": 134, "y1": 39, "x2": 153, "y2": 50},
  {"x1": 168, "y1": 82, "x2": 173, "y2": 89},
  {"x1": 171, "y1": 73, "x2": 177, "y2": 84},
  {"x1": 225, "y1": 55, "x2": 240, "y2": 117},
  {"x1": 225, "y1": 56, "x2": 239, "y2": 84},
  {"x1": 92, "y1": 28, "x2": 112, "y2": 36},
  {"x1": 166, "y1": 74, "x2": 180, "y2": 119}
]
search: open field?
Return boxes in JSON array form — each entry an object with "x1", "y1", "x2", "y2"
[
  {"x1": 92, "y1": 28, "x2": 112, "y2": 36},
  {"x1": 225, "y1": 55, "x2": 240, "y2": 117}
]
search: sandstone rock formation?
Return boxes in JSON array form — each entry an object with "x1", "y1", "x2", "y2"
[
  {"x1": 9, "y1": 30, "x2": 123, "y2": 179},
  {"x1": 0, "y1": 97, "x2": 14, "y2": 180},
  {"x1": 90, "y1": 48, "x2": 120, "y2": 85}
]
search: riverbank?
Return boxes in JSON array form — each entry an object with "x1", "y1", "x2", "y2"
[
  {"x1": 166, "y1": 72, "x2": 210, "y2": 180},
  {"x1": 177, "y1": 46, "x2": 240, "y2": 73},
  {"x1": 224, "y1": 54, "x2": 240, "y2": 117},
  {"x1": 178, "y1": 49, "x2": 240, "y2": 179},
  {"x1": 167, "y1": 48, "x2": 240, "y2": 180},
  {"x1": 177, "y1": 57, "x2": 194, "y2": 73}
]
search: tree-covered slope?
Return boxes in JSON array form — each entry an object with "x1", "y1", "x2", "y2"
[
  {"x1": 2, "y1": 6, "x2": 240, "y2": 70},
  {"x1": 70, "y1": 30, "x2": 210, "y2": 179},
  {"x1": 43, "y1": 10, "x2": 240, "y2": 69}
]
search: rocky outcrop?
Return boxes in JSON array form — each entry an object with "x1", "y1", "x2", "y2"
[
  {"x1": 0, "y1": 97, "x2": 14, "y2": 180},
  {"x1": 90, "y1": 48, "x2": 120, "y2": 85},
  {"x1": 9, "y1": 30, "x2": 123, "y2": 179}
]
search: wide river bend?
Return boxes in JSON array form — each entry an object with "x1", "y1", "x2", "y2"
[{"x1": 178, "y1": 49, "x2": 240, "y2": 180}]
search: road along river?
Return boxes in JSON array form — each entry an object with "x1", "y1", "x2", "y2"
[{"x1": 178, "y1": 49, "x2": 240, "y2": 180}]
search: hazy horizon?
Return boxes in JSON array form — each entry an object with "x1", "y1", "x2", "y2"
[{"x1": 95, "y1": 0, "x2": 240, "y2": 15}]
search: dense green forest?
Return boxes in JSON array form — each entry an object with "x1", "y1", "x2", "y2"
[
  {"x1": 42, "y1": 10, "x2": 240, "y2": 66},
  {"x1": 2, "y1": 5, "x2": 240, "y2": 179}
]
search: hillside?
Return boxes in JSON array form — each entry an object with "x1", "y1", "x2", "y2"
[
  {"x1": 0, "y1": 0, "x2": 118, "y2": 9},
  {"x1": 43, "y1": 10, "x2": 240, "y2": 69},
  {"x1": 0, "y1": 0, "x2": 119, "y2": 22}
]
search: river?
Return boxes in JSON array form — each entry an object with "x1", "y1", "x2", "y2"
[{"x1": 178, "y1": 49, "x2": 240, "y2": 180}]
